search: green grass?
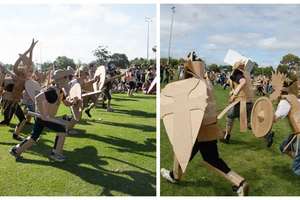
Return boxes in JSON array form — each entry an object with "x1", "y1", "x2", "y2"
[
  {"x1": 0, "y1": 93, "x2": 156, "y2": 196},
  {"x1": 160, "y1": 84, "x2": 300, "y2": 196}
]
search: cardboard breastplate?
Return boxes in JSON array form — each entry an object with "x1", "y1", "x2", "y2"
[
  {"x1": 202, "y1": 80, "x2": 217, "y2": 125},
  {"x1": 285, "y1": 95, "x2": 300, "y2": 133},
  {"x1": 232, "y1": 72, "x2": 254, "y2": 102}
]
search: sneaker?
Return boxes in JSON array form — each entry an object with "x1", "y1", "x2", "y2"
[
  {"x1": 85, "y1": 109, "x2": 92, "y2": 118},
  {"x1": 160, "y1": 168, "x2": 176, "y2": 183},
  {"x1": 49, "y1": 152, "x2": 66, "y2": 162},
  {"x1": 236, "y1": 181, "x2": 249, "y2": 196},
  {"x1": 13, "y1": 134, "x2": 23, "y2": 141},
  {"x1": 9, "y1": 147, "x2": 21, "y2": 159},
  {"x1": 265, "y1": 132, "x2": 274, "y2": 148},
  {"x1": 220, "y1": 132, "x2": 231, "y2": 144},
  {"x1": 0, "y1": 121, "x2": 9, "y2": 126},
  {"x1": 107, "y1": 107, "x2": 114, "y2": 112}
]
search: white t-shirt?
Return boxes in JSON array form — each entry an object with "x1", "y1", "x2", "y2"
[{"x1": 275, "y1": 99, "x2": 300, "y2": 119}]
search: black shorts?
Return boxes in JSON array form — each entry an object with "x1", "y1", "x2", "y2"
[
  {"x1": 129, "y1": 81, "x2": 135, "y2": 90},
  {"x1": 31, "y1": 117, "x2": 66, "y2": 141}
]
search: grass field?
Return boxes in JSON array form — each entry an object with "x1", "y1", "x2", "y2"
[
  {"x1": 160, "y1": 84, "x2": 300, "y2": 196},
  {"x1": 0, "y1": 93, "x2": 156, "y2": 196}
]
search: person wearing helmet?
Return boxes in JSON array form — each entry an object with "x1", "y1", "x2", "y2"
[
  {"x1": 161, "y1": 52, "x2": 249, "y2": 196},
  {"x1": 75, "y1": 65, "x2": 100, "y2": 117},
  {"x1": 0, "y1": 39, "x2": 38, "y2": 141},
  {"x1": 10, "y1": 69, "x2": 78, "y2": 162}
]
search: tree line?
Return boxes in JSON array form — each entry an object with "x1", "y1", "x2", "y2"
[
  {"x1": 161, "y1": 53, "x2": 300, "y2": 77},
  {"x1": 4, "y1": 45, "x2": 155, "y2": 72}
]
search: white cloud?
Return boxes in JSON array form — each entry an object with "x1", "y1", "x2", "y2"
[{"x1": 0, "y1": 4, "x2": 156, "y2": 64}]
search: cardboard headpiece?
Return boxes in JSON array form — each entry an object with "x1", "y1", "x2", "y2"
[
  {"x1": 13, "y1": 39, "x2": 38, "y2": 78},
  {"x1": 250, "y1": 97, "x2": 274, "y2": 137},
  {"x1": 93, "y1": 65, "x2": 106, "y2": 91},
  {"x1": 184, "y1": 51, "x2": 206, "y2": 78},
  {"x1": 52, "y1": 69, "x2": 73, "y2": 84},
  {"x1": 269, "y1": 72, "x2": 286, "y2": 101},
  {"x1": 224, "y1": 49, "x2": 254, "y2": 73}
]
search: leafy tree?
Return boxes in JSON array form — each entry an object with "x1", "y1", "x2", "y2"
[
  {"x1": 93, "y1": 45, "x2": 111, "y2": 65},
  {"x1": 40, "y1": 62, "x2": 53, "y2": 72},
  {"x1": 262, "y1": 66, "x2": 274, "y2": 77},
  {"x1": 110, "y1": 53, "x2": 129, "y2": 69},
  {"x1": 219, "y1": 65, "x2": 232, "y2": 73},
  {"x1": 208, "y1": 64, "x2": 220, "y2": 73},
  {"x1": 130, "y1": 58, "x2": 155, "y2": 68},
  {"x1": 277, "y1": 64, "x2": 289, "y2": 74},
  {"x1": 280, "y1": 54, "x2": 300, "y2": 71},
  {"x1": 53, "y1": 56, "x2": 76, "y2": 69}
]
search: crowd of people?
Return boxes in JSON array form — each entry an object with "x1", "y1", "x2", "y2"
[
  {"x1": 161, "y1": 51, "x2": 300, "y2": 196},
  {"x1": 0, "y1": 39, "x2": 156, "y2": 163}
]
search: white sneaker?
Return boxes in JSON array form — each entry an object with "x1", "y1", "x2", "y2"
[
  {"x1": 160, "y1": 168, "x2": 176, "y2": 183},
  {"x1": 49, "y1": 152, "x2": 66, "y2": 162},
  {"x1": 236, "y1": 181, "x2": 249, "y2": 196}
]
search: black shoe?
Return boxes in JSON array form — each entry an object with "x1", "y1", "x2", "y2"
[
  {"x1": 220, "y1": 133, "x2": 231, "y2": 144},
  {"x1": 13, "y1": 134, "x2": 23, "y2": 141},
  {"x1": 9, "y1": 147, "x2": 21, "y2": 159},
  {"x1": 85, "y1": 109, "x2": 92, "y2": 118},
  {"x1": 0, "y1": 121, "x2": 9, "y2": 126},
  {"x1": 266, "y1": 132, "x2": 274, "y2": 148}
]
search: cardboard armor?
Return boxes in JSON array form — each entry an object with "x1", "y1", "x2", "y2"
[
  {"x1": 147, "y1": 76, "x2": 157, "y2": 94},
  {"x1": 218, "y1": 52, "x2": 255, "y2": 132},
  {"x1": 93, "y1": 65, "x2": 106, "y2": 92},
  {"x1": 7, "y1": 39, "x2": 38, "y2": 102},
  {"x1": 25, "y1": 79, "x2": 42, "y2": 102},
  {"x1": 283, "y1": 95, "x2": 300, "y2": 134},
  {"x1": 161, "y1": 77, "x2": 208, "y2": 172},
  {"x1": 69, "y1": 82, "x2": 82, "y2": 121}
]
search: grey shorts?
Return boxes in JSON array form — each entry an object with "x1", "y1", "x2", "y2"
[{"x1": 227, "y1": 102, "x2": 253, "y2": 120}]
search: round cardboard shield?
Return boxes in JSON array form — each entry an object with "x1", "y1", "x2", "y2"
[
  {"x1": 93, "y1": 66, "x2": 106, "y2": 91},
  {"x1": 251, "y1": 97, "x2": 274, "y2": 138},
  {"x1": 25, "y1": 79, "x2": 42, "y2": 102},
  {"x1": 69, "y1": 82, "x2": 82, "y2": 121}
]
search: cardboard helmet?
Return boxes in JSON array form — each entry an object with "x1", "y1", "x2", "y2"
[
  {"x1": 13, "y1": 39, "x2": 38, "y2": 78},
  {"x1": 52, "y1": 69, "x2": 73, "y2": 88},
  {"x1": 184, "y1": 51, "x2": 206, "y2": 78}
]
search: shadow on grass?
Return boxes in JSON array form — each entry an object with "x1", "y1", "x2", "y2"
[
  {"x1": 17, "y1": 145, "x2": 156, "y2": 196},
  {"x1": 132, "y1": 95, "x2": 156, "y2": 100},
  {"x1": 99, "y1": 120, "x2": 155, "y2": 132},
  {"x1": 113, "y1": 108, "x2": 155, "y2": 118},
  {"x1": 71, "y1": 133, "x2": 156, "y2": 157},
  {"x1": 113, "y1": 97, "x2": 138, "y2": 102}
]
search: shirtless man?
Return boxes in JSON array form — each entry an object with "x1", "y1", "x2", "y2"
[{"x1": 10, "y1": 69, "x2": 78, "y2": 162}]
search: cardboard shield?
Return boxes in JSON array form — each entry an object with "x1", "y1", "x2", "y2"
[
  {"x1": 69, "y1": 82, "x2": 82, "y2": 121},
  {"x1": 93, "y1": 66, "x2": 106, "y2": 91},
  {"x1": 147, "y1": 76, "x2": 157, "y2": 94},
  {"x1": 161, "y1": 78, "x2": 208, "y2": 173},
  {"x1": 251, "y1": 97, "x2": 274, "y2": 138},
  {"x1": 25, "y1": 79, "x2": 42, "y2": 102}
]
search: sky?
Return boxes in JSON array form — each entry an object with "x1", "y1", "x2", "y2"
[
  {"x1": 161, "y1": 4, "x2": 300, "y2": 67},
  {"x1": 0, "y1": 4, "x2": 156, "y2": 64}
]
